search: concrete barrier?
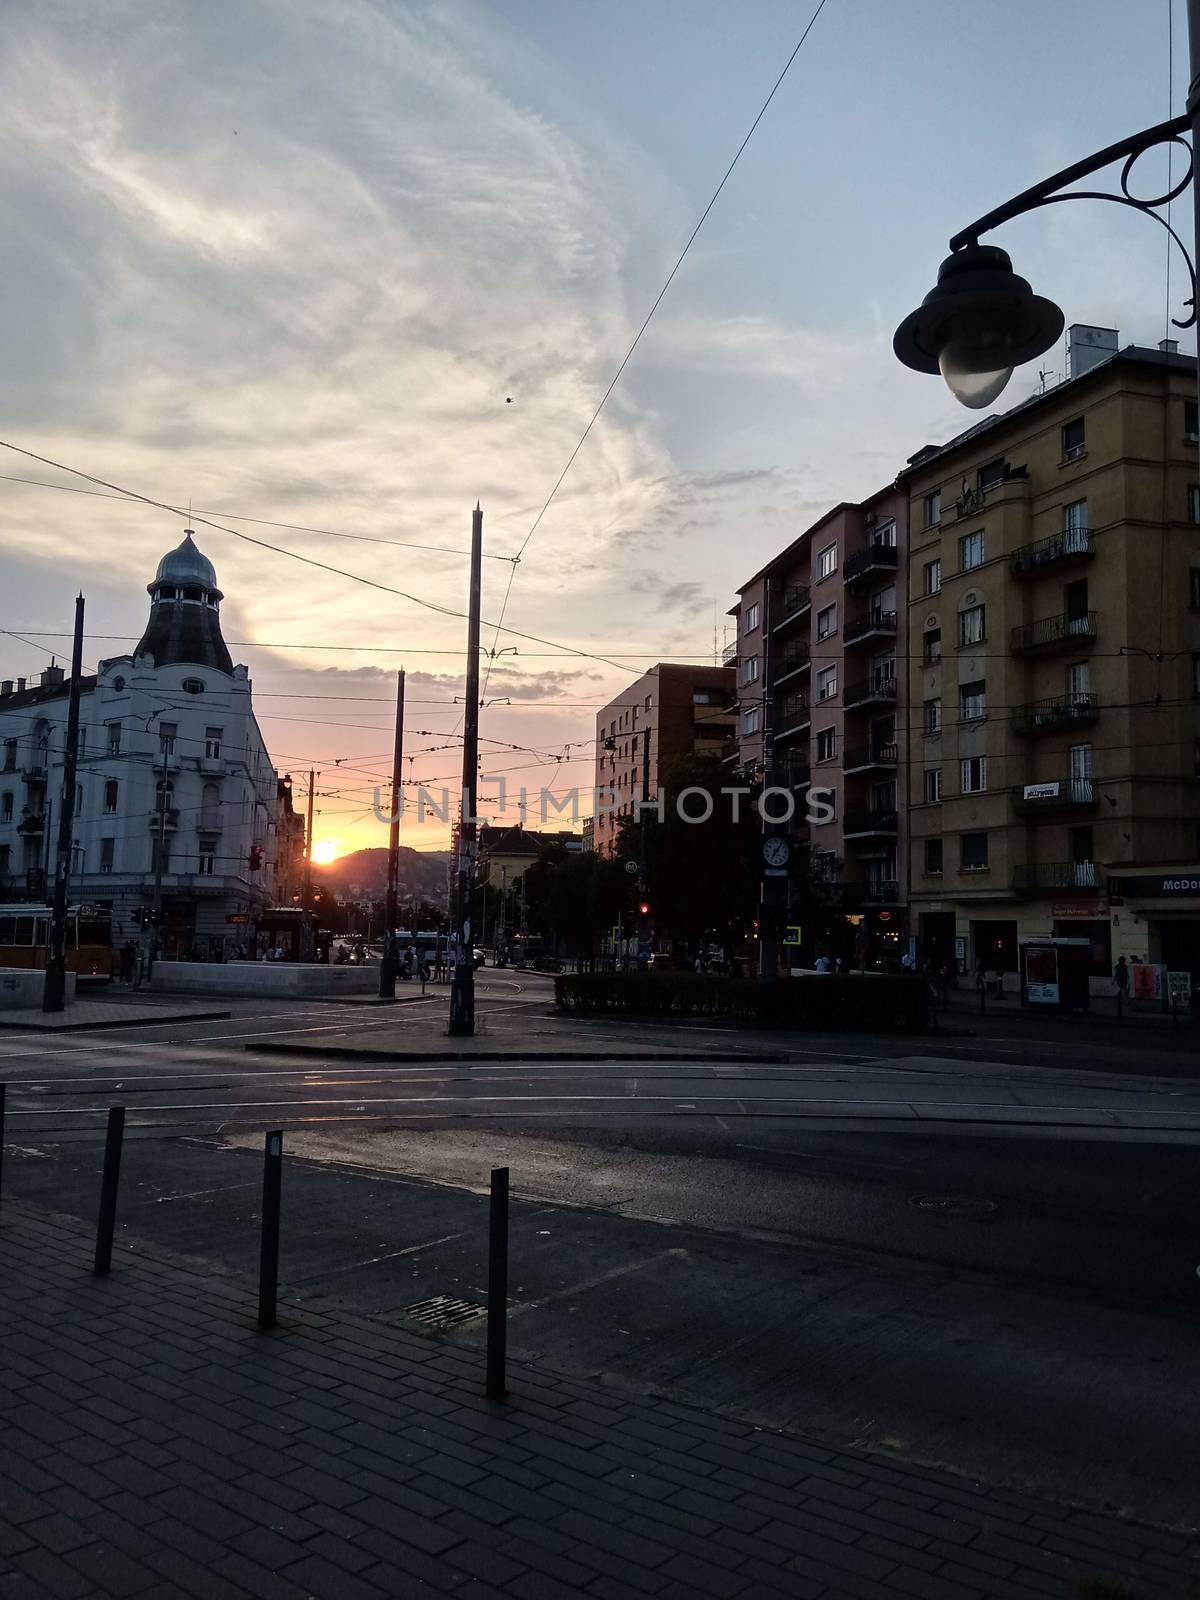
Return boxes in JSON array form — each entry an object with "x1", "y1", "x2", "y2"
[
  {"x1": 150, "y1": 960, "x2": 384, "y2": 998},
  {"x1": 0, "y1": 968, "x2": 78, "y2": 1008}
]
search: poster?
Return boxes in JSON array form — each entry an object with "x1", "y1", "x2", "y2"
[
  {"x1": 1167, "y1": 970, "x2": 1192, "y2": 1005},
  {"x1": 1023, "y1": 945, "x2": 1060, "y2": 1004},
  {"x1": 1131, "y1": 963, "x2": 1160, "y2": 1002}
]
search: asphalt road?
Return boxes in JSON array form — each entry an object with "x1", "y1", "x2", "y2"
[{"x1": 2, "y1": 977, "x2": 1200, "y2": 1527}]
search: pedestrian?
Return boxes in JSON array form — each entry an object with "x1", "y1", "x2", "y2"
[
  {"x1": 901, "y1": 949, "x2": 917, "y2": 972},
  {"x1": 1114, "y1": 955, "x2": 1129, "y2": 997},
  {"x1": 813, "y1": 952, "x2": 831, "y2": 973}
]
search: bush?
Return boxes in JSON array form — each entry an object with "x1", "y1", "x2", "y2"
[{"x1": 554, "y1": 971, "x2": 927, "y2": 1031}]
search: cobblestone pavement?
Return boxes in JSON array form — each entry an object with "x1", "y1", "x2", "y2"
[{"x1": 0, "y1": 1205, "x2": 1196, "y2": 1600}]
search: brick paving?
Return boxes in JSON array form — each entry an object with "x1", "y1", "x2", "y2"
[{"x1": 0, "y1": 1206, "x2": 1196, "y2": 1600}]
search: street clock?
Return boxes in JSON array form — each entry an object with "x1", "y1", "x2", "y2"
[{"x1": 762, "y1": 836, "x2": 791, "y2": 869}]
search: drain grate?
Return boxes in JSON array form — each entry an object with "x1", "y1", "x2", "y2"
[
  {"x1": 403, "y1": 1294, "x2": 488, "y2": 1330},
  {"x1": 909, "y1": 1194, "x2": 999, "y2": 1218}
]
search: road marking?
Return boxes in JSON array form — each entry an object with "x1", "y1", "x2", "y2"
[
  {"x1": 512, "y1": 1248, "x2": 688, "y2": 1314},
  {"x1": 287, "y1": 1229, "x2": 469, "y2": 1284},
  {"x1": 153, "y1": 1181, "x2": 258, "y2": 1204}
]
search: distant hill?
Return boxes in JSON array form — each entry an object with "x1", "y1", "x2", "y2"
[{"x1": 315, "y1": 846, "x2": 451, "y2": 906}]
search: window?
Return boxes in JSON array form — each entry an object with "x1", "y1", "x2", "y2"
[
  {"x1": 978, "y1": 458, "x2": 1006, "y2": 490},
  {"x1": 875, "y1": 519, "x2": 898, "y2": 547},
  {"x1": 961, "y1": 755, "x2": 987, "y2": 794},
  {"x1": 959, "y1": 680, "x2": 987, "y2": 721},
  {"x1": 106, "y1": 721, "x2": 121, "y2": 755},
  {"x1": 1187, "y1": 400, "x2": 1198, "y2": 441},
  {"x1": 743, "y1": 603, "x2": 760, "y2": 632},
  {"x1": 923, "y1": 491, "x2": 941, "y2": 529},
  {"x1": 1191, "y1": 569, "x2": 1200, "y2": 609},
  {"x1": 958, "y1": 604, "x2": 985, "y2": 647},
  {"x1": 924, "y1": 697, "x2": 942, "y2": 734},
  {"x1": 1, "y1": 792, "x2": 11, "y2": 823},
  {"x1": 815, "y1": 543, "x2": 837, "y2": 581},
  {"x1": 198, "y1": 841, "x2": 217, "y2": 877},
  {"x1": 155, "y1": 780, "x2": 174, "y2": 815},
  {"x1": 100, "y1": 838, "x2": 114, "y2": 874},
  {"x1": 871, "y1": 779, "x2": 896, "y2": 813},
  {"x1": 1062, "y1": 417, "x2": 1086, "y2": 459},
  {"x1": 816, "y1": 665, "x2": 838, "y2": 701},
  {"x1": 743, "y1": 706, "x2": 760, "y2": 734},
  {"x1": 743, "y1": 656, "x2": 759, "y2": 685},
  {"x1": 816, "y1": 726, "x2": 837, "y2": 763},
  {"x1": 815, "y1": 604, "x2": 837, "y2": 641},
  {"x1": 182, "y1": 677, "x2": 205, "y2": 694},
  {"x1": 1069, "y1": 824, "x2": 1094, "y2": 865},
  {"x1": 1065, "y1": 577, "x2": 1089, "y2": 627},
  {"x1": 923, "y1": 627, "x2": 942, "y2": 664},
  {"x1": 959, "y1": 530, "x2": 985, "y2": 571},
  {"x1": 1193, "y1": 652, "x2": 1200, "y2": 698},
  {"x1": 1064, "y1": 497, "x2": 1088, "y2": 535},
  {"x1": 925, "y1": 838, "x2": 943, "y2": 875},
  {"x1": 75, "y1": 784, "x2": 83, "y2": 815},
  {"x1": 925, "y1": 559, "x2": 941, "y2": 595},
  {"x1": 1189, "y1": 484, "x2": 1200, "y2": 524},
  {"x1": 812, "y1": 850, "x2": 838, "y2": 884},
  {"x1": 151, "y1": 837, "x2": 171, "y2": 874},
  {"x1": 0, "y1": 845, "x2": 8, "y2": 876},
  {"x1": 104, "y1": 780, "x2": 118, "y2": 814},
  {"x1": 960, "y1": 832, "x2": 989, "y2": 872},
  {"x1": 924, "y1": 768, "x2": 942, "y2": 803},
  {"x1": 2, "y1": 739, "x2": 15, "y2": 772},
  {"x1": 78, "y1": 728, "x2": 85, "y2": 758}
]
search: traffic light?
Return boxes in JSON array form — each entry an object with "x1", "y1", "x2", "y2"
[
  {"x1": 638, "y1": 901, "x2": 650, "y2": 917},
  {"x1": 248, "y1": 845, "x2": 263, "y2": 871}
]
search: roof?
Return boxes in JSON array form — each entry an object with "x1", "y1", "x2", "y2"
[
  {"x1": 0, "y1": 676, "x2": 97, "y2": 714},
  {"x1": 152, "y1": 530, "x2": 220, "y2": 593},
  {"x1": 898, "y1": 343, "x2": 1197, "y2": 482},
  {"x1": 478, "y1": 825, "x2": 579, "y2": 855}
]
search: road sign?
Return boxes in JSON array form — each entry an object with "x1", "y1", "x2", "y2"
[
  {"x1": 624, "y1": 860, "x2": 639, "y2": 876},
  {"x1": 783, "y1": 925, "x2": 802, "y2": 946},
  {"x1": 226, "y1": 913, "x2": 250, "y2": 925}
]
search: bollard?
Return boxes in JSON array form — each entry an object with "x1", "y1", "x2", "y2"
[
  {"x1": 93, "y1": 1106, "x2": 126, "y2": 1276},
  {"x1": 1171, "y1": 995, "x2": 1178, "y2": 1029},
  {"x1": 485, "y1": 1166, "x2": 510, "y2": 1399},
  {"x1": 1116, "y1": 986, "x2": 1123, "y2": 1024},
  {"x1": 0, "y1": 1082, "x2": 5, "y2": 1219},
  {"x1": 978, "y1": 980, "x2": 986, "y2": 1017},
  {"x1": 258, "y1": 1130, "x2": 284, "y2": 1329}
]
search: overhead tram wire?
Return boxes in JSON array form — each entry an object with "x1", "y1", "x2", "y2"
[
  {"x1": 0, "y1": 439, "x2": 638, "y2": 676},
  {"x1": 479, "y1": 0, "x2": 832, "y2": 700}
]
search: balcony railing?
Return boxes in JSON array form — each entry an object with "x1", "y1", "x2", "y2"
[
  {"x1": 773, "y1": 645, "x2": 810, "y2": 683},
  {"x1": 772, "y1": 584, "x2": 811, "y2": 629},
  {"x1": 843, "y1": 808, "x2": 899, "y2": 837},
  {"x1": 843, "y1": 674, "x2": 897, "y2": 709},
  {"x1": 1010, "y1": 527, "x2": 1094, "y2": 579},
  {"x1": 844, "y1": 542, "x2": 899, "y2": 583},
  {"x1": 149, "y1": 807, "x2": 181, "y2": 830},
  {"x1": 844, "y1": 742, "x2": 899, "y2": 773},
  {"x1": 16, "y1": 809, "x2": 45, "y2": 836},
  {"x1": 844, "y1": 609, "x2": 898, "y2": 645},
  {"x1": 1011, "y1": 692, "x2": 1099, "y2": 735},
  {"x1": 785, "y1": 761, "x2": 811, "y2": 791},
  {"x1": 1012, "y1": 860, "x2": 1100, "y2": 893},
  {"x1": 722, "y1": 639, "x2": 740, "y2": 665},
  {"x1": 774, "y1": 693, "x2": 810, "y2": 737},
  {"x1": 861, "y1": 878, "x2": 902, "y2": 904},
  {"x1": 1010, "y1": 610, "x2": 1097, "y2": 655},
  {"x1": 1012, "y1": 778, "x2": 1098, "y2": 815}
]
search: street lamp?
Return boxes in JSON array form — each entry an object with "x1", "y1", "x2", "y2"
[{"x1": 895, "y1": 88, "x2": 1200, "y2": 411}]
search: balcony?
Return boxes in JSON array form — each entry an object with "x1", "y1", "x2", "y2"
[
  {"x1": 1012, "y1": 693, "x2": 1099, "y2": 736},
  {"x1": 1012, "y1": 860, "x2": 1100, "y2": 894},
  {"x1": 773, "y1": 645, "x2": 810, "y2": 686},
  {"x1": 860, "y1": 878, "x2": 902, "y2": 905},
  {"x1": 784, "y1": 760, "x2": 811, "y2": 791},
  {"x1": 1010, "y1": 610, "x2": 1097, "y2": 656},
  {"x1": 843, "y1": 742, "x2": 898, "y2": 774},
  {"x1": 772, "y1": 584, "x2": 811, "y2": 632},
  {"x1": 722, "y1": 639, "x2": 739, "y2": 666},
  {"x1": 22, "y1": 764, "x2": 46, "y2": 784},
  {"x1": 149, "y1": 807, "x2": 180, "y2": 830},
  {"x1": 843, "y1": 674, "x2": 897, "y2": 710},
  {"x1": 844, "y1": 609, "x2": 898, "y2": 646},
  {"x1": 16, "y1": 809, "x2": 45, "y2": 836},
  {"x1": 844, "y1": 542, "x2": 899, "y2": 585},
  {"x1": 1012, "y1": 778, "x2": 1099, "y2": 816},
  {"x1": 1010, "y1": 527, "x2": 1094, "y2": 580},
  {"x1": 843, "y1": 808, "x2": 899, "y2": 839},
  {"x1": 774, "y1": 693, "x2": 810, "y2": 741}
]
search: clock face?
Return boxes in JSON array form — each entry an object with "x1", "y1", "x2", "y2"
[{"x1": 763, "y1": 836, "x2": 790, "y2": 867}]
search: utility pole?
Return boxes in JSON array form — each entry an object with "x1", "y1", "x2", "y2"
[
  {"x1": 303, "y1": 768, "x2": 316, "y2": 960},
  {"x1": 43, "y1": 596, "x2": 85, "y2": 1012},
  {"x1": 149, "y1": 739, "x2": 170, "y2": 976},
  {"x1": 449, "y1": 503, "x2": 483, "y2": 1035},
  {"x1": 638, "y1": 725, "x2": 651, "y2": 965},
  {"x1": 379, "y1": 670, "x2": 405, "y2": 998}
]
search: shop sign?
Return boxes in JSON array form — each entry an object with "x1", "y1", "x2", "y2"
[
  {"x1": 1111, "y1": 875, "x2": 1200, "y2": 897},
  {"x1": 1052, "y1": 902, "x2": 1099, "y2": 919},
  {"x1": 1023, "y1": 781, "x2": 1060, "y2": 800},
  {"x1": 1023, "y1": 944, "x2": 1060, "y2": 1004}
]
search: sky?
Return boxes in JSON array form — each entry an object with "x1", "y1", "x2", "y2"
[{"x1": 0, "y1": 0, "x2": 1190, "y2": 854}]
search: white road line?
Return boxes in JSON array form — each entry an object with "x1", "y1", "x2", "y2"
[{"x1": 512, "y1": 1249, "x2": 688, "y2": 1314}]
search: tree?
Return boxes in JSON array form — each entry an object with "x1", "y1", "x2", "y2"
[{"x1": 521, "y1": 846, "x2": 628, "y2": 967}]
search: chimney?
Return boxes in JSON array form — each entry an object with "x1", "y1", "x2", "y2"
[
  {"x1": 40, "y1": 663, "x2": 65, "y2": 690},
  {"x1": 16, "y1": 678, "x2": 26, "y2": 693},
  {"x1": 0, "y1": 681, "x2": 11, "y2": 698},
  {"x1": 1067, "y1": 324, "x2": 1119, "y2": 379},
  {"x1": 1159, "y1": 338, "x2": 1179, "y2": 354}
]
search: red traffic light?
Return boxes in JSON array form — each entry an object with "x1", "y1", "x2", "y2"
[
  {"x1": 638, "y1": 901, "x2": 650, "y2": 916},
  {"x1": 248, "y1": 846, "x2": 263, "y2": 871}
]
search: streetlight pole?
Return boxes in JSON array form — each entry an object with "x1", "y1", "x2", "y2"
[
  {"x1": 448, "y1": 503, "x2": 483, "y2": 1036},
  {"x1": 43, "y1": 595, "x2": 85, "y2": 1012},
  {"x1": 379, "y1": 670, "x2": 405, "y2": 999},
  {"x1": 149, "y1": 739, "x2": 169, "y2": 977},
  {"x1": 302, "y1": 768, "x2": 316, "y2": 960}
]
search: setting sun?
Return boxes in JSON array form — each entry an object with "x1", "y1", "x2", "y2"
[{"x1": 311, "y1": 839, "x2": 340, "y2": 866}]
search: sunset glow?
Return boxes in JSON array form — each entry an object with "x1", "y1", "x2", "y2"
[{"x1": 311, "y1": 839, "x2": 340, "y2": 866}]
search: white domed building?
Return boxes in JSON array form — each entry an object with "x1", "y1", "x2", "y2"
[{"x1": 0, "y1": 531, "x2": 303, "y2": 962}]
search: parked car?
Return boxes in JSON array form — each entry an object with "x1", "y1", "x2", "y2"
[
  {"x1": 520, "y1": 954, "x2": 563, "y2": 974},
  {"x1": 473, "y1": 948, "x2": 486, "y2": 969}
]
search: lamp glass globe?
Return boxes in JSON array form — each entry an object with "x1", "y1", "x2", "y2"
[{"x1": 937, "y1": 338, "x2": 1013, "y2": 409}]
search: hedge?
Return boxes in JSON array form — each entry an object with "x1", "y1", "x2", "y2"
[{"x1": 554, "y1": 971, "x2": 927, "y2": 1030}]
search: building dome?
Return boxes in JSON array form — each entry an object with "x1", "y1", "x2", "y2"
[{"x1": 150, "y1": 530, "x2": 220, "y2": 595}]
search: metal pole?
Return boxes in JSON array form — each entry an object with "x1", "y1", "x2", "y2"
[
  {"x1": 149, "y1": 741, "x2": 169, "y2": 977},
  {"x1": 449, "y1": 503, "x2": 483, "y2": 1036},
  {"x1": 1188, "y1": 0, "x2": 1200, "y2": 465},
  {"x1": 485, "y1": 1165, "x2": 510, "y2": 1398},
  {"x1": 258, "y1": 1129, "x2": 283, "y2": 1328},
  {"x1": 380, "y1": 672, "x2": 406, "y2": 998},
  {"x1": 93, "y1": 1105, "x2": 126, "y2": 1276},
  {"x1": 303, "y1": 769, "x2": 316, "y2": 960},
  {"x1": 44, "y1": 596, "x2": 85, "y2": 1012},
  {"x1": 0, "y1": 1083, "x2": 5, "y2": 1219}
]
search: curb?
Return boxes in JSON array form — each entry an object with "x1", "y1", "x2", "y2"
[
  {"x1": 242, "y1": 1043, "x2": 793, "y2": 1063},
  {"x1": 0, "y1": 1008, "x2": 234, "y2": 1032}
]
